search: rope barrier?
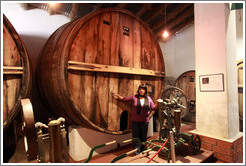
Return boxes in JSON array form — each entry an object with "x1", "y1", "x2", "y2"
[{"x1": 146, "y1": 138, "x2": 169, "y2": 163}]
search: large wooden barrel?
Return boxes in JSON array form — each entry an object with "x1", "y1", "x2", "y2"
[
  {"x1": 237, "y1": 60, "x2": 243, "y2": 121},
  {"x1": 3, "y1": 15, "x2": 32, "y2": 131},
  {"x1": 37, "y1": 8, "x2": 165, "y2": 134}
]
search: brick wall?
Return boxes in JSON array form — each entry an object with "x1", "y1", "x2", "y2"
[{"x1": 198, "y1": 135, "x2": 243, "y2": 163}]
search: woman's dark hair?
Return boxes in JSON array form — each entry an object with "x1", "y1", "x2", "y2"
[
  {"x1": 136, "y1": 84, "x2": 149, "y2": 114},
  {"x1": 137, "y1": 84, "x2": 147, "y2": 96}
]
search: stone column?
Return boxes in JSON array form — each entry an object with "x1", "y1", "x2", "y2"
[
  {"x1": 192, "y1": 3, "x2": 243, "y2": 162},
  {"x1": 194, "y1": 2, "x2": 240, "y2": 139}
]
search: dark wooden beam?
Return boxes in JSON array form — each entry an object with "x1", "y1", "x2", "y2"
[
  {"x1": 168, "y1": 3, "x2": 192, "y2": 19},
  {"x1": 154, "y1": 5, "x2": 193, "y2": 35},
  {"x1": 166, "y1": 6, "x2": 193, "y2": 30},
  {"x1": 93, "y1": 3, "x2": 103, "y2": 12},
  {"x1": 145, "y1": 4, "x2": 169, "y2": 23},
  {"x1": 136, "y1": 3, "x2": 152, "y2": 17},
  {"x1": 152, "y1": 3, "x2": 192, "y2": 31}
]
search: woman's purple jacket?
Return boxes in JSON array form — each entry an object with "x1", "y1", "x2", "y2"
[{"x1": 122, "y1": 95, "x2": 155, "y2": 122}]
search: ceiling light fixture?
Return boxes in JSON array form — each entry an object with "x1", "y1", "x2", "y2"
[
  {"x1": 163, "y1": 4, "x2": 169, "y2": 39},
  {"x1": 163, "y1": 30, "x2": 169, "y2": 38}
]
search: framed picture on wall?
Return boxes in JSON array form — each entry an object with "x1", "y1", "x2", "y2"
[{"x1": 199, "y1": 73, "x2": 224, "y2": 92}]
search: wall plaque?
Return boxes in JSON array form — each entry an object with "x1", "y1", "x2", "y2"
[{"x1": 199, "y1": 73, "x2": 224, "y2": 92}]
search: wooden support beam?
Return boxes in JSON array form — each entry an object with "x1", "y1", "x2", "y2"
[
  {"x1": 93, "y1": 3, "x2": 103, "y2": 12},
  {"x1": 3, "y1": 66, "x2": 24, "y2": 75},
  {"x1": 155, "y1": 6, "x2": 194, "y2": 36},
  {"x1": 168, "y1": 3, "x2": 192, "y2": 19},
  {"x1": 145, "y1": 4, "x2": 167, "y2": 23},
  {"x1": 152, "y1": 4, "x2": 192, "y2": 31},
  {"x1": 136, "y1": 3, "x2": 152, "y2": 17},
  {"x1": 68, "y1": 61, "x2": 165, "y2": 77},
  {"x1": 166, "y1": 7, "x2": 193, "y2": 30}
]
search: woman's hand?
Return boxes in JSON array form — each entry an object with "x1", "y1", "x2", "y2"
[
  {"x1": 148, "y1": 110, "x2": 155, "y2": 119},
  {"x1": 154, "y1": 100, "x2": 159, "y2": 110},
  {"x1": 111, "y1": 91, "x2": 123, "y2": 100}
]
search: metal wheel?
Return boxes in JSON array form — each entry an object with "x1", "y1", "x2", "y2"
[
  {"x1": 21, "y1": 99, "x2": 38, "y2": 160},
  {"x1": 192, "y1": 135, "x2": 201, "y2": 154},
  {"x1": 161, "y1": 86, "x2": 189, "y2": 118}
]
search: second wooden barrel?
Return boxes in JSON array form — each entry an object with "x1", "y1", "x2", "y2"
[
  {"x1": 3, "y1": 14, "x2": 32, "y2": 131},
  {"x1": 175, "y1": 70, "x2": 195, "y2": 122},
  {"x1": 175, "y1": 70, "x2": 196, "y2": 111},
  {"x1": 237, "y1": 59, "x2": 243, "y2": 121},
  {"x1": 37, "y1": 8, "x2": 165, "y2": 134}
]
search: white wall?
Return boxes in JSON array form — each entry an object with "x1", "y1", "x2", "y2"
[
  {"x1": 2, "y1": 2, "x2": 70, "y2": 69},
  {"x1": 159, "y1": 25, "x2": 195, "y2": 79},
  {"x1": 194, "y1": 3, "x2": 240, "y2": 139}
]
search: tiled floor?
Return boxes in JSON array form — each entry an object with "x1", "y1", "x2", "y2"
[{"x1": 6, "y1": 121, "x2": 222, "y2": 163}]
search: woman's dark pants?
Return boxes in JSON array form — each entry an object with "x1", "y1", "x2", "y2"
[{"x1": 131, "y1": 121, "x2": 149, "y2": 154}]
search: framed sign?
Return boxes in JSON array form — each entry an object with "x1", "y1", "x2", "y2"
[{"x1": 199, "y1": 73, "x2": 224, "y2": 92}]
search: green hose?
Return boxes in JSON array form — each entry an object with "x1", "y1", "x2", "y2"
[{"x1": 83, "y1": 140, "x2": 116, "y2": 163}]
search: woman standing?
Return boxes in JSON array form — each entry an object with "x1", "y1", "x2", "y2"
[{"x1": 112, "y1": 84, "x2": 158, "y2": 154}]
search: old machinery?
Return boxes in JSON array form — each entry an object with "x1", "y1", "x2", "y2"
[
  {"x1": 107, "y1": 87, "x2": 201, "y2": 163},
  {"x1": 161, "y1": 86, "x2": 189, "y2": 119},
  {"x1": 20, "y1": 99, "x2": 69, "y2": 163}
]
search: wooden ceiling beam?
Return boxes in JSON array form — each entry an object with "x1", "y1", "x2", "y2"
[
  {"x1": 136, "y1": 3, "x2": 152, "y2": 17},
  {"x1": 152, "y1": 3, "x2": 192, "y2": 31},
  {"x1": 153, "y1": 5, "x2": 193, "y2": 35},
  {"x1": 168, "y1": 3, "x2": 191, "y2": 19},
  {"x1": 145, "y1": 4, "x2": 169, "y2": 23},
  {"x1": 93, "y1": 3, "x2": 103, "y2": 12},
  {"x1": 165, "y1": 7, "x2": 193, "y2": 30}
]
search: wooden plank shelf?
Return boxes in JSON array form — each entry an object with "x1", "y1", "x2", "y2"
[
  {"x1": 3, "y1": 66, "x2": 24, "y2": 75},
  {"x1": 68, "y1": 61, "x2": 165, "y2": 77}
]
